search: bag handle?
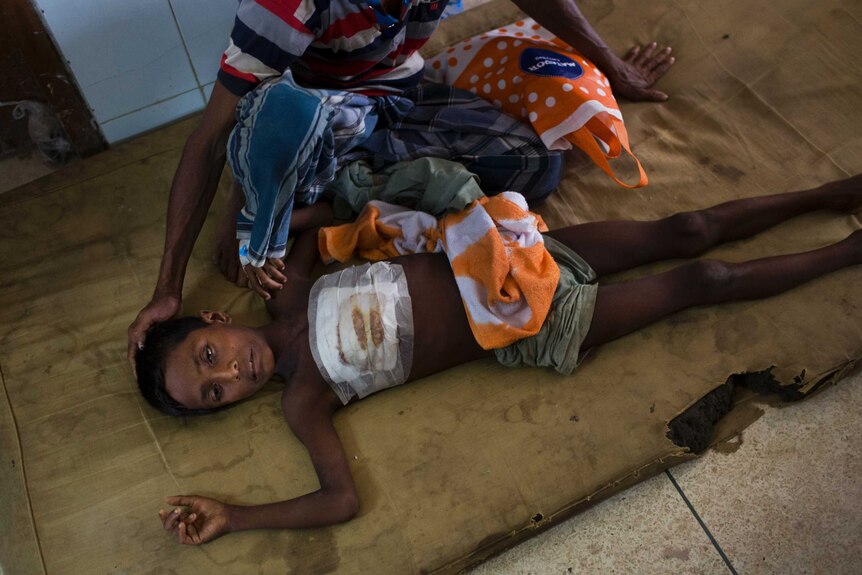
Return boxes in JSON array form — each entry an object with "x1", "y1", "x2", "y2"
[
  {"x1": 586, "y1": 117, "x2": 622, "y2": 158},
  {"x1": 568, "y1": 115, "x2": 648, "y2": 189}
]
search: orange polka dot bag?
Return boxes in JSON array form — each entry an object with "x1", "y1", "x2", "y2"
[{"x1": 426, "y1": 18, "x2": 647, "y2": 188}]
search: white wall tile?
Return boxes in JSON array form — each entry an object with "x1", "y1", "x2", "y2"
[
  {"x1": 34, "y1": 0, "x2": 198, "y2": 123},
  {"x1": 201, "y1": 82, "x2": 216, "y2": 101},
  {"x1": 169, "y1": 0, "x2": 238, "y2": 87},
  {"x1": 100, "y1": 89, "x2": 204, "y2": 143}
]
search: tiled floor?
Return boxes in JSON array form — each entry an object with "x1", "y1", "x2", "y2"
[{"x1": 469, "y1": 368, "x2": 862, "y2": 574}]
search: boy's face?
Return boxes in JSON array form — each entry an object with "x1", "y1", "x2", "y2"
[{"x1": 164, "y1": 320, "x2": 276, "y2": 410}]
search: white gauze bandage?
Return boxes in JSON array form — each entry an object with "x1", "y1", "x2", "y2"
[{"x1": 308, "y1": 261, "x2": 414, "y2": 405}]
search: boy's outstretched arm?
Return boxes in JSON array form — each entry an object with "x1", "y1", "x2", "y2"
[
  {"x1": 512, "y1": 0, "x2": 675, "y2": 101},
  {"x1": 159, "y1": 386, "x2": 357, "y2": 544}
]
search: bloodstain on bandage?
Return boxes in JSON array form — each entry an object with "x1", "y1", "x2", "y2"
[
  {"x1": 341, "y1": 297, "x2": 386, "y2": 363},
  {"x1": 369, "y1": 308, "x2": 385, "y2": 346},
  {"x1": 351, "y1": 307, "x2": 368, "y2": 351}
]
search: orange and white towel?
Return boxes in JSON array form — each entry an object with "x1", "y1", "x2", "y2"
[{"x1": 319, "y1": 192, "x2": 560, "y2": 350}]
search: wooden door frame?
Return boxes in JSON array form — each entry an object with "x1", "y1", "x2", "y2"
[{"x1": 0, "y1": 0, "x2": 105, "y2": 157}]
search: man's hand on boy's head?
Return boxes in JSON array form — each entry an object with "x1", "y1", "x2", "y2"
[
  {"x1": 608, "y1": 42, "x2": 676, "y2": 102},
  {"x1": 127, "y1": 293, "x2": 181, "y2": 372},
  {"x1": 159, "y1": 495, "x2": 232, "y2": 545},
  {"x1": 243, "y1": 258, "x2": 287, "y2": 300}
]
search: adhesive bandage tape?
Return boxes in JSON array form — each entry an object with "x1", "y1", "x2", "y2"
[{"x1": 308, "y1": 262, "x2": 414, "y2": 404}]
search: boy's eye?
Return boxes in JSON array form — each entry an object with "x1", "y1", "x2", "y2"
[
  {"x1": 205, "y1": 345, "x2": 214, "y2": 364},
  {"x1": 211, "y1": 383, "x2": 222, "y2": 402}
]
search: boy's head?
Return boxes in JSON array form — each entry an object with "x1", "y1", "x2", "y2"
[{"x1": 135, "y1": 311, "x2": 276, "y2": 416}]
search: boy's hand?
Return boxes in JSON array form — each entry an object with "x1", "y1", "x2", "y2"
[
  {"x1": 127, "y1": 294, "x2": 181, "y2": 371},
  {"x1": 243, "y1": 258, "x2": 287, "y2": 300},
  {"x1": 608, "y1": 42, "x2": 675, "y2": 102},
  {"x1": 159, "y1": 495, "x2": 232, "y2": 545}
]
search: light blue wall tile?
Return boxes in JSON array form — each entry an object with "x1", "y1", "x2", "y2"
[
  {"x1": 170, "y1": 0, "x2": 238, "y2": 87},
  {"x1": 202, "y1": 82, "x2": 216, "y2": 101},
  {"x1": 34, "y1": 0, "x2": 198, "y2": 123},
  {"x1": 100, "y1": 89, "x2": 204, "y2": 143}
]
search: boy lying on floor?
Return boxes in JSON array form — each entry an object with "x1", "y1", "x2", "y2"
[{"x1": 137, "y1": 175, "x2": 862, "y2": 545}]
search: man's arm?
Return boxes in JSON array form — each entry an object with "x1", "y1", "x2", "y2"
[
  {"x1": 511, "y1": 0, "x2": 675, "y2": 101},
  {"x1": 159, "y1": 389, "x2": 358, "y2": 544},
  {"x1": 127, "y1": 81, "x2": 240, "y2": 364}
]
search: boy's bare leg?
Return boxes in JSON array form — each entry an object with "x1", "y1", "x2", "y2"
[
  {"x1": 546, "y1": 174, "x2": 862, "y2": 277},
  {"x1": 581, "y1": 230, "x2": 862, "y2": 349},
  {"x1": 213, "y1": 181, "x2": 247, "y2": 286}
]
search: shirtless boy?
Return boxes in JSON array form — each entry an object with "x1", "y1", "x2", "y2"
[{"x1": 137, "y1": 175, "x2": 862, "y2": 545}]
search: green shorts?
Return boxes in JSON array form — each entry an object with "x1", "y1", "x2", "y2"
[{"x1": 494, "y1": 235, "x2": 598, "y2": 375}]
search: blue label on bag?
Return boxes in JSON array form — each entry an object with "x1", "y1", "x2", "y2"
[{"x1": 519, "y1": 48, "x2": 584, "y2": 79}]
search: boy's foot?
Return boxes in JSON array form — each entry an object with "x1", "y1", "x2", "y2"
[
  {"x1": 822, "y1": 173, "x2": 862, "y2": 213},
  {"x1": 848, "y1": 229, "x2": 862, "y2": 264}
]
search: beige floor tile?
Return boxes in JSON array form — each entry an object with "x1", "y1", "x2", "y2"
[
  {"x1": 670, "y1": 370, "x2": 862, "y2": 575},
  {"x1": 469, "y1": 473, "x2": 729, "y2": 575}
]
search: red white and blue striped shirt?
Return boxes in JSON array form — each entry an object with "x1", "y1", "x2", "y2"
[{"x1": 218, "y1": 0, "x2": 449, "y2": 97}]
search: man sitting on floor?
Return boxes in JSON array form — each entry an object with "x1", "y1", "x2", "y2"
[{"x1": 127, "y1": 0, "x2": 675, "y2": 361}]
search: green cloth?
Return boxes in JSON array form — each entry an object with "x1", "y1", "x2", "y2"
[
  {"x1": 494, "y1": 235, "x2": 599, "y2": 375},
  {"x1": 327, "y1": 157, "x2": 485, "y2": 219}
]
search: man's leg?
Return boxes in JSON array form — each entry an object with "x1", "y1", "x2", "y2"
[
  {"x1": 213, "y1": 181, "x2": 246, "y2": 285},
  {"x1": 225, "y1": 75, "x2": 375, "y2": 294},
  {"x1": 358, "y1": 83, "x2": 564, "y2": 202},
  {"x1": 580, "y1": 230, "x2": 862, "y2": 349},
  {"x1": 546, "y1": 174, "x2": 862, "y2": 276}
]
